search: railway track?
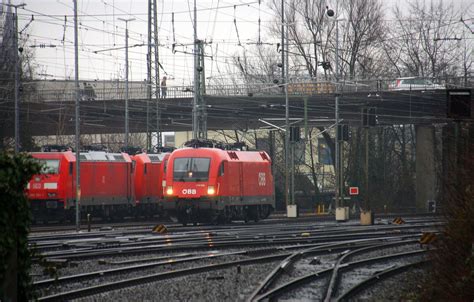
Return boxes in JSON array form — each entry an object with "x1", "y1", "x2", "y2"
[
  {"x1": 249, "y1": 241, "x2": 429, "y2": 301},
  {"x1": 30, "y1": 212, "x2": 440, "y2": 233},
  {"x1": 31, "y1": 220, "x2": 440, "y2": 258},
  {"x1": 30, "y1": 216, "x2": 440, "y2": 301}
]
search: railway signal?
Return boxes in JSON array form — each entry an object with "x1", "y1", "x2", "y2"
[
  {"x1": 447, "y1": 89, "x2": 471, "y2": 119},
  {"x1": 349, "y1": 187, "x2": 359, "y2": 195},
  {"x1": 362, "y1": 107, "x2": 377, "y2": 127}
]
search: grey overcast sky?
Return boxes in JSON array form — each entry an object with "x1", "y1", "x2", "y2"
[
  {"x1": 9, "y1": 0, "x2": 474, "y2": 85},
  {"x1": 14, "y1": 0, "x2": 271, "y2": 85}
]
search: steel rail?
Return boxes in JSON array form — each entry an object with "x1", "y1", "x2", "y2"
[
  {"x1": 29, "y1": 218, "x2": 442, "y2": 246},
  {"x1": 37, "y1": 253, "x2": 288, "y2": 301},
  {"x1": 34, "y1": 250, "x2": 250, "y2": 289},
  {"x1": 335, "y1": 259, "x2": 431, "y2": 301},
  {"x1": 246, "y1": 238, "x2": 419, "y2": 301},
  {"x1": 29, "y1": 212, "x2": 441, "y2": 234},
  {"x1": 36, "y1": 230, "x2": 427, "y2": 261},
  {"x1": 252, "y1": 249, "x2": 428, "y2": 301},
  {"x1": 324, "y1": 239, "x2": 421, "y2": 301},
  {"x1": 36, "y1": 236, "x2": 416, "y2": 298}
]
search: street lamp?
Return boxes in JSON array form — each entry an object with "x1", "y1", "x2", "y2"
[
  {"x1": 118, "y1": 18, "x2": 135, "y2": 149},
  {"x1": 326, "y1": 8, "x2": 347, "y2": 222}
]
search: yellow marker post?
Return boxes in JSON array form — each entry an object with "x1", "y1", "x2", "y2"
[
  {"x1": 152, "y1": 224, "x2": 168, "y2": 234},
  {"x1": 392, "y1": 217, "x2": 405, "y2": 225},
  {"x1": 419, "y1": 232, "x2": 437, "y2": 245}
]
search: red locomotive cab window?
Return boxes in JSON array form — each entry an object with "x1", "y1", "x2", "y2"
[
  {"x1": 38, "y1": 159, "x2": 60, "y2": 174},
  {"x1": 173, "y1": 157, "x2": 210, "y2": 182},
  {"x1": 69, "y1": 162, "x2": 73, "y2": 175}
]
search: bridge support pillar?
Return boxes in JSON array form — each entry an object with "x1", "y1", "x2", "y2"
[{"x1": 415, "y1": 125, "x2": 436, "y2": 212}]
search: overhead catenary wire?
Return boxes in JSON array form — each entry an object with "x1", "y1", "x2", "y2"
[{"x1": 12, "y1": 1, "x2": 472, "y2": 87}]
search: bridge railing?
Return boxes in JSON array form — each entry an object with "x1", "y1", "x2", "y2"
[
  {"x1": 26, "y1": 76, "x2": 473, "y2": 102},
  {"x1": 30, "y1": 86, "x2": 194, "y2": 102}
]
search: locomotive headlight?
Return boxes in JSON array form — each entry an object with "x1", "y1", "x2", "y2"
[
  {"x1": 166, "y1": 186, "x2": 173, "y2": 195},
  {"x1": 207, "y1": 185, "x2": 216, "y2": 195}
]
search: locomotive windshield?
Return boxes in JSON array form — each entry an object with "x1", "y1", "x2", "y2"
[
  {"x1": 38, "y1": 159, "x2": 60, "y2": 174},
  {"x1": 173, "y1": 157, "x2": 210, "y2": 181}
]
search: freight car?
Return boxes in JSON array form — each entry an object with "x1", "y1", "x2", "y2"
[
  {"x1": 162, "y1": 147, "x2": 275, "y2": 225},
  {"x1": 27, "y1": 151, "x2": 135, "y2": 222}
]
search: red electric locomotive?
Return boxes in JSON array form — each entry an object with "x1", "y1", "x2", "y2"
[
  {"x1": 27, "y1": 151, "x2": 134, "y2": 222},
  {"x1": 27, "y1": 151, "x2": 75, "y2": 221},
  {"x1": 132, "y1": 153, "x2": 168, "y2": 217},
  {"x1": 163, "y1": 147, "x2": 275, "y2": 225}
]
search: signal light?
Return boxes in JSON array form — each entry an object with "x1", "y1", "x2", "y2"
[
  {"x1": 447, "y1": 89, "x2": 471, "y2": 119},
  {"x1": 362, "y1": 107, "x2": 377, "y2": 126},
  {"x1": 166, "y1": 186, "x2": 173, "y2": 195},
  {"x1": 289, "y1": 126, "x2": 301, "y2": 142},
  {"x1": 207, "y1": 185, "x2": 216, "y2": 195},
  {"x1": 337, "y1": 125, "x2": 349, "y2": 141}
]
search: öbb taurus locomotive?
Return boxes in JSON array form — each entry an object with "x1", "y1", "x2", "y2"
[
  {"x1": 162, "y1": 148, "x2": 275, "y2": 225},
  {"x1": 27, "y1": 151, "x2": 166, "y2": 222},
  {"x1": 26, "y1": 145, "x2": 275, "y2": 224}
]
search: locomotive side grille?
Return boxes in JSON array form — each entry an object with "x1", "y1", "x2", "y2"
[
  {"x1": 227, "y1": 151, "x2": 239, "y2": 160},
  {"x1": 148, "y1": 155, "x2": 163, "y2": 162},
  {"x1": 113, "y1": 155, "x2": 126, "y2": 162}
]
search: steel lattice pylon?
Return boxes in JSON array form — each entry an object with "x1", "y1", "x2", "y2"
[
  {"x1": 146, "y1": 0, "x2": 161, "y2": 151},
  {"x1": 194, "y1": 41, "x2": 207, "y2": 139}
]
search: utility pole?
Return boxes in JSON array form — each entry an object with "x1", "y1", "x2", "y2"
[
  {"x1": 327, "y1": 8, "x2": 348, "y2": 222},
  {"x1": 335, "y1": 18, "x2": 341, "y2": 214},
  {"x1": 119, "y1": 18, "x2": 135, "y2": 149},
  {"x1": 192, "y1": 0, "x2": 207, "y2": 140},
  {"x1": 6, "y1": 3, "x2": 26, "y2": 153},
  {"x1": 73, "y1": 0, "x2": 81, "y2": 232},
  {"x1": 365, "y1": 126, "x2": 369, "y2": 211},
  {"x1": 282, "y1": 0, "x2": 297, "y2": 218},
  {"x1": 360, "y1": 107, "x2": 375, "y2": 225},
  {"x1": 192, "y1": 0, "x2": 198, "y2": 139},
  {"x1": 198, "y1": 41, "x2": 207, "y2": 137},
  {"x1": 147, "y1": 0, "x2": 161, "y2": 151}
]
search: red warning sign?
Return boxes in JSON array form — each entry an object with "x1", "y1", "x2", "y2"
[{"x1": 349, "y1": 187, "x2": 359, "y2": 195}]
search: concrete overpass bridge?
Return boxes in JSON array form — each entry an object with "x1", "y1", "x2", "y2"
[{"x1": 2, "y1": 77, "x2": 472, "y2": 137}]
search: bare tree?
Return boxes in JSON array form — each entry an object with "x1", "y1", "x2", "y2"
[
  {"x1": 387, "y1": 0, "x2": 463, "y2": 78},
  {"x1": 0, "y1": 5, "x2": 16, "y2": 149},
  {"x1": 338, "y1": 0, "x2": 384, "y2": 79},
  {"x1": 0, "y1": 5, "x2": 38, "y2": 151}
]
